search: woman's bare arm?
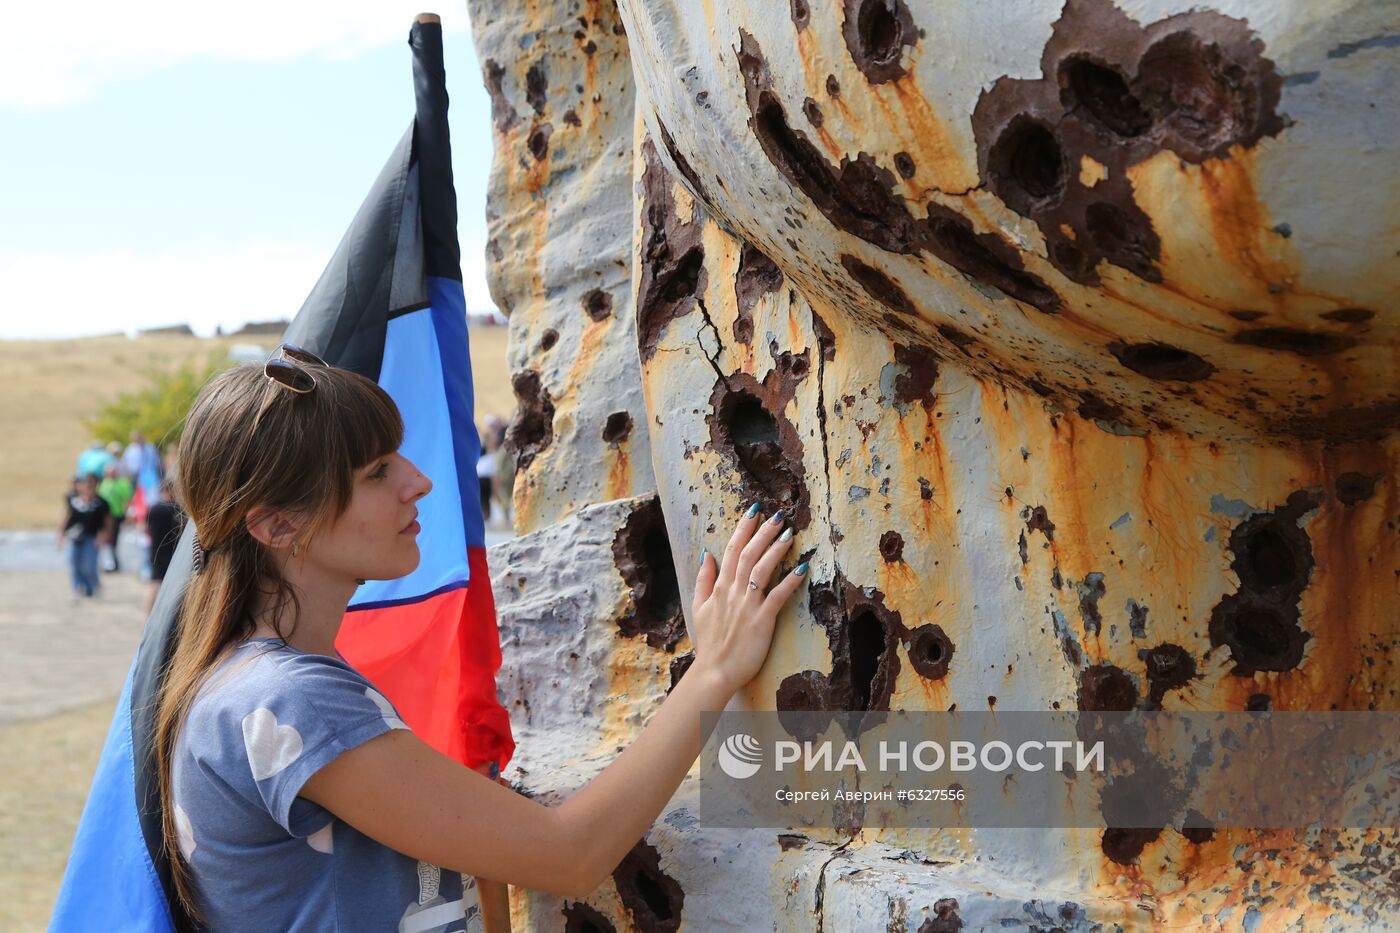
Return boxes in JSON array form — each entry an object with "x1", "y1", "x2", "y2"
[
  {"x1": 300, "y1": 503, "x2": 806, "y2": 897},
  {"x1": 467, "y1": 763, "x2": 512, "y2": 933}
]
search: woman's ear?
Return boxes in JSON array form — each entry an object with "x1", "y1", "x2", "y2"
[{"x1": 245, "y1": 506, "x2": 302, "y2": 551}]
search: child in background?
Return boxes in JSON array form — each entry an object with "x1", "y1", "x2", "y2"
[
  {"x1": 142, "y1": 476, "x2": 186, "y2": 618},
  {"x1": 98, "y1": 462, "x2": 134, "y2": 573},
  {"x1": 58, "y1": 474, "x2": 111, "y2": 600}
]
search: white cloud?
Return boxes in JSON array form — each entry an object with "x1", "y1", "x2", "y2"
[
  {"x1": 0, "y1": 2, "x2": 471, "y2": 109},
  {"x1": 0, "y1": 238, "x2": 497, "y2": 339}
]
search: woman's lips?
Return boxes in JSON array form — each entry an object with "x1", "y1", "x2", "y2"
[{"x1": 401, "y1": 518, "x2": 420, "y2": 535}]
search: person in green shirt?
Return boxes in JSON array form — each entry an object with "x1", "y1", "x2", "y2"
[{"x1": 98, "y1": 462, "x2": 133, "y2": 573}]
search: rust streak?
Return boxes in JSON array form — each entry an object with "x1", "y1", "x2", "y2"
[
  {"x1": 1195, "y1": 148, "x2": 1290, "y2": 293},
  {"x1": 606, "y1": 444, "x2": 632, "y2": 501},
  {"x1": 885, "y1": 78, "x2": 978, "y2": 194}
]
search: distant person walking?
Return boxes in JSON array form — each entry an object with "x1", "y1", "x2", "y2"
[
  {"x1": 98, "y1": 462, "x2": 134, "y2": 572},
  {"x1": 476, "y1": 427, "x2": 497, "y2": 525},
  {"x1": 75, "y1": 441, "x2": 114, "y2": 480},
  {"x1": 59, "y1": 474, "x2": 111, "y2": 600},
  {"x1": 124, "y1": 430, "x2": 165, "y2": 504},
  {"x1": 125, "y1": 430, "x2": 165, "y2": 578},
  {"x1": 143, "y1": 476, "x2": 186, "y2": 618}
]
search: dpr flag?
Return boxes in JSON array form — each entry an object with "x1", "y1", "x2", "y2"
[{"x1": 50, "y1": 18, "x2": 512, "y2": 930}]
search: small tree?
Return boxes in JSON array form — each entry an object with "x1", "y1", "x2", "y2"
[{"x1": 84, "y1": 351, "x2": 233, "y2": 452}]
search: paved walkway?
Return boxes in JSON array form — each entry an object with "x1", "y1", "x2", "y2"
[
  {"x1": 0, "y1": 526, "x2": 150, "y2": 725},
  {"x1": 0, "y1": 568, "x2": 148, "y2": 726}
]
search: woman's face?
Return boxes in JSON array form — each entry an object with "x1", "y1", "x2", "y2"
[{"x1": 305, "y1": 451, "x2": 432, "y2": 583}]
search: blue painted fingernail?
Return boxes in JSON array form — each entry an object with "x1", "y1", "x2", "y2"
[
  {"x1": 796, "y1": 562, "x2": 809, "y2": 576},
  {"x1": 769, "y1": 509, "x2": 785, "y2": 525},
  {"x1": 745, "y1": 502, "x2": 761, "y2": 519},
  {"x1": 699, "y1": 547, "x2": 708, "y2": 568}
]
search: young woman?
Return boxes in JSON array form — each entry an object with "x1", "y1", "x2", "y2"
[{"x1": 157, "y1": 348, "x2": 807, "y2": 930}]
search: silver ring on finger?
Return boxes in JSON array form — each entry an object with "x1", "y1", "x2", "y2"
[{"x1": 747, "y1": 579, "x2": 759, "y2": 591}]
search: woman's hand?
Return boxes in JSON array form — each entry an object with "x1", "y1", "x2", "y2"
[{"x1": 689, "y1": 503, "x2": 808, "y2": 695}]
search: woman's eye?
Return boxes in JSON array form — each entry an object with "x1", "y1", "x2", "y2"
[{"x1": 371, "y1": 462, "x2": 389, "y2": 480}]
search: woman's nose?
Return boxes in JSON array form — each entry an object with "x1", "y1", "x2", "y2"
[{"x1": 403, "y1": 460, "x2": 432, "y2": 501}]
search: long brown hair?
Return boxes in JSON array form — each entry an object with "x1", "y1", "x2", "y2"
[{"x1": 154, "y1": 359, "x2": 402, "y2": 918}]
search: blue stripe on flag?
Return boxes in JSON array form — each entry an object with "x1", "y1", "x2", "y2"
[
  {"x1": 50, "y1": 662, "x2": 174, "y2": 932},
  {"x1": 349, "y1": 304, "x2": 471, "y2": 609},
  {"x1": 427, "y1": 275, "x2": 487, "y2": 550}
]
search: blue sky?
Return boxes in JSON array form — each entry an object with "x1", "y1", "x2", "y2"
[{"x1": 0, "y1": 4, "x2": 495, "y2": 338}]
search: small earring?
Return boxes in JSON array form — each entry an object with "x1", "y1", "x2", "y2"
[{"x1": 291, "y1": 543, "x2": 300, "y2": 558}]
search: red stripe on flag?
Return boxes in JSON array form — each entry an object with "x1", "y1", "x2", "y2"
[{"x1": 336, "y1": 546, "x2": 514, "y2": 771}]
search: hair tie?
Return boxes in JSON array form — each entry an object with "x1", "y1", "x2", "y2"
[{"x1": 191, "y1": 529, "x2": 207, "y2": 575}]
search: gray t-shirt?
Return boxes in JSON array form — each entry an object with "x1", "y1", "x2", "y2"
[{"x1": 172, "y1": 638, "x2": 483, "y2": 932}]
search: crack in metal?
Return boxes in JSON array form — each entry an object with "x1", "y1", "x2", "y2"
[
  {"x1": 694, "y1": 295, "x2": 734, "y2": 392},
  {"x1": 807, "y1": 300, "x2": 851, "y2": 683},
  {"x1": 809, "y1": 300, "x2": 853, "y2": 827},
  {"x1": 813, "y1": 839, "x2": 853, "y2": 933},
  {"x1": 810, "y1": 301, "x2": 839, "y2": 554},
  {"x1": 912, "y1": 180, "x2": 988, "y2": 201}
]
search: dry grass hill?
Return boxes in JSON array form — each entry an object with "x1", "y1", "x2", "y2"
[{"x1": 0, "y1": 326, "x2": 514, "y2": 528}]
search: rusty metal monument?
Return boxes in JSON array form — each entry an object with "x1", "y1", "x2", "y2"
[{"x1": 473, "y1": 1, "x2": 1399, "y2": 928}]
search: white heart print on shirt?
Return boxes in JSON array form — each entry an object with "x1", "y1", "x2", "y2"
[
  {"x1": 241, "y1": 708, "x2": 304, "y2": 781},
  {"x1": 307, "y1": 821, "x2": 334, "y2": 854},
  {"x1": 174, "y1": 804, "x2": 196, "y2": 861},
  {"x1": 365, "y1": 688, "x2": 409, "y2": 731}
]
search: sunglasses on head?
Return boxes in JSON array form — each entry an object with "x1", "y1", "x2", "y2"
[{"x1": 264, "y1": 343, "x2": 328, "y2": 394}]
